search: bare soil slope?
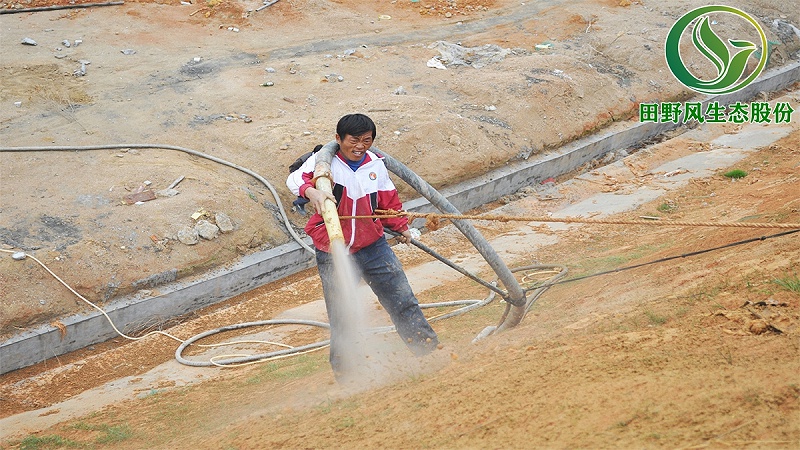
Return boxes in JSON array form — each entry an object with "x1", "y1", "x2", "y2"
[{"x1": 2, "y1": 124, "x2": 798, "y2": 449}]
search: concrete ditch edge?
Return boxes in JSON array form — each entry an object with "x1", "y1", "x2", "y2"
[{"x1": 2, "y1": 61, "x2": 798, "y2": 375}]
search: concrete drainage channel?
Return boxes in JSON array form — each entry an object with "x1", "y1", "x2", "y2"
[{"x1": 1, "y1": 61, "x2": 799, "y2": 375}]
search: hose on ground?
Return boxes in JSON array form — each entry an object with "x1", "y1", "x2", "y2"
[{"x1": 173, "y1": 291, "x2": 499, "y2": 367}]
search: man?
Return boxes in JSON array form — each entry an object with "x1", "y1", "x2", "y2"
[{"x1": 286, "y1": 113, "x2": 439, "y2": 380}]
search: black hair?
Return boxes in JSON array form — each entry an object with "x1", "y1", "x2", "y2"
[{"x1": 336, "y1": 113, "x2": 376, "y2": 140}]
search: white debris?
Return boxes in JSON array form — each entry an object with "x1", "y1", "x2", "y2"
[{"x1": 426, "y1": 57, "x2": 447, "y2": 70}]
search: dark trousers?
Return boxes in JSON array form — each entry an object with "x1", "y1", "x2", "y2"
[{"x1": 316, "y1": 237, "x2": 439, "y2": 374}]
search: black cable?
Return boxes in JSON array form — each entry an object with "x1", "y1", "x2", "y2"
[
  {"x1": 383, "y1": 228, "x2": 509, "y2": 299},
  {"x1": 550, "y1": 228, "x2": 800, "y2": 287}
]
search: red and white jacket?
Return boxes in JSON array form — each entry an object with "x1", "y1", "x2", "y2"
[{"x1": 286, "y1": 150, "x2": 409, "y2": 253}]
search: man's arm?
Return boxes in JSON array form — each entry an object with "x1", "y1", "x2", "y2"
[{"x1": 286, "y1": 154, "x2": 335, "y2": 214}]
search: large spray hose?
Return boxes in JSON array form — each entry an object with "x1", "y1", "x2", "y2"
[
  {"x1": 313, "y1": 141, "x2": 528, "y2": 335},
  {"x1": 312, "y1": 149, "x2": 345, "y2": 245}
]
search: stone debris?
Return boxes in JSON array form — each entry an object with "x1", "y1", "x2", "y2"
[
  {"x1": 62, "y1": 39, "x2": 71, "y2": 48},
  {"x1": 121, "y1": 49, "x2": 136, "y2": 55},
  {"x1": 176, "y1": 209, "x2": 235, "y2": 245},
  {"x1": 323, "y1": 73, "x2": 344, "y2": 83},
  {"x1": 21, "y1": 37, "x2": 37, "y2": 46},
  {"x1": 393, "y1": 86, "x2": 407, "y2": 95},
  {"x1": 73, "y1": 61, "x2": 87, "y2": 77},
  {"x1": 195, "y1": 220, "x2": 220, "y2": 240},
  {"x1": 426, "y1": 57, "x2": 447, "y2": 70},
  {"x1": 428, "y1": 41, "x2": 512, "y2": 69},
  {"x1": 156, "y1": 188, "x2": 179, "y2": 197},
  {"x1": 177, "y1": 226, "x2": 199, "y2": 245},
  {"x1": 215, "y1": 212, "x2": 234, "y2": 233}
]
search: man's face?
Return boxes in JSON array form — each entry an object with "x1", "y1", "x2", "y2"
[{"x1": 336, "y1": 131, "x2": 374, "y2": 162}]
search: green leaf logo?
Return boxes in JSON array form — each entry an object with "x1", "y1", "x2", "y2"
[{"x1": 665, "y1": 5, "x2": 768, "y2": 95}]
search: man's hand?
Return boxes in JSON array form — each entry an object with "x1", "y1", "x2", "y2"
[
  {"x1": 304, "y1": 187, "x2": 336, "y2": 214},
  {"x1": 397, "y1": 229, "x2": 413, "y2": 245}
]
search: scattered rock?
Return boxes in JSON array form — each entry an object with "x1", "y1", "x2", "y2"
[
  {"x1": 215, "y1": 212, "x2": 234, "y2": 233},
  {"x1": 73, "y1": 61, "x2": 87, "y2": 77},
  {"x1": 195, "y1": 220, "x2": 219, "y2": 240},
  {"x1": 177, "y1": 226, "x2": 199, "y2": 245},
  {"x1": 21, "y1": 37, "x2": 37, "y2": 46},
  {"x1": 448, "y1": 134, "x2": 461, "y2": 146},
  {"x1": 429, "y1": 41, "x2": 512, "y2": 69},
  {"x1": 156, "y1": 188, "x2": 179, "y2": 197},
  {"x1": 748, "y1": 319, "x2": 769, "y2": 335},
  {"x1": 426, "y1": 57, "x2": 447, "y2": 70},
  {"x1": 324, "y1": 73, "x2": 344, "y2": 83},
  {"x1": 393, "y1": 86, "x2": 407, "y2": 95},
  {"x1": 121, "y1": 49, "x2": 136, "y2": 55}
]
